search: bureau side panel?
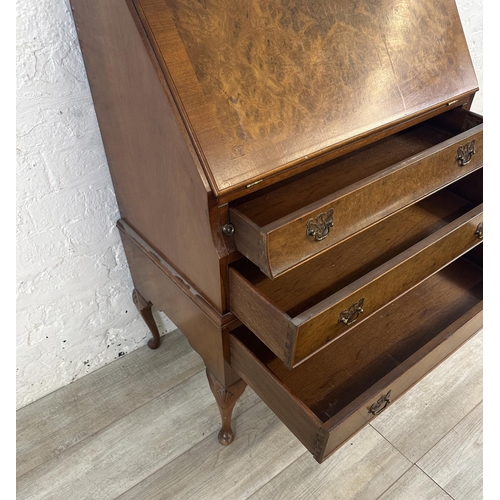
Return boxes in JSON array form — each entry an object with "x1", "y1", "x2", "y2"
[
  {"x1": 120, "y1": 228, "x2": 240, "y2": 386},
  {"x1": 70, "y1": 0, "x2": 224, "y2": 310}
]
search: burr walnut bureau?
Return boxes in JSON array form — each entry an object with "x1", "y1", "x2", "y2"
[{"x1": 70, "y1": 0, "x2": 483, "y2": 462}]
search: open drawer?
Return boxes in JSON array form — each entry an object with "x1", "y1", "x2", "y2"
[
  {"x1": 229, "y1": 171, "x2": 483, "y2": 368},
  {"x1": 229, "y1": 108, "x2": 483, "y2": 278},
  {"x1": 230, "y1": 252, "x2": 483, "y2": 463}
]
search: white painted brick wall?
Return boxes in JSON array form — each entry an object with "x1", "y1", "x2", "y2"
[
  {"x1": 16, "y1": 0, "x2": 177, "y2": 410},
  {"x1": 16, "y1": 0, "x2": 483, "y2": 409}
]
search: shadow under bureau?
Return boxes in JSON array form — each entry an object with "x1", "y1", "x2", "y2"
[{"x1": 70, "y1": 0, "x2": 483, "y2": 463}]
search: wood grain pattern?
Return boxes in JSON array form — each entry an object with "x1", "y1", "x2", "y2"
[
  {"x1": 371, "y1": 333, "x2": 483, "y2": 463},
  {"x1": 206, "y1": 369, "x2": 247, "y2": 446},
  {"x1": 417, "y1": 402, "x2": 483, "y2": 499},
  {"x1": 16, "y1": 329, "x2": 204, "y2": 478},
  {"x1": 253, "y1": 258, "x2": 482, "y2": 414},
  {"x1": 293, "y1": 205, "x2": 483, "y2": 366},
  {"x1": 230, "y1": 187, "x2": 482, "y2": 366},
  {"x1": 69, "y1": 0, "x2": 484, "y2": 467},
  {"x1": 230, "y1": 257, "x2": 482, "y2": 461},
  {"x1": 230, "y1": 114, "x2": 482, "y2": 277},
  {"x1": 134, "y1": 0, "x2": 478, "y2": 197},
  {"x1": 379, "y1": 466, "x2": 453, "y2": 500},
  {"x1": 70, "y1": 0, "x2": 226, "y2": 311},
  {"x1": 16, "y1": 370, "x2": 261, "y2": 500},
  {"x1": 249, "y1": 425, "x2": 411, "y2": 500},
  {"x1": 16, "y1": 326, "x2": 482, "y2": 498},
  {"x1": 318, "y1": 302, "x2": 482, "y2": 462},
  {"x1": 232, "y1": 120, "x2": 455, "y2": 225},
  {"x1": 219, "y1": 96, "x2": 473, "y2": 204},
  {"x1": 232, "y1": 188, "x2": 478, "y2": 316},
  {"x1": 117, "y1": 401, "x2": 307, "y2": 500},
  {"x1": 120, "y1": 224, "x2": 241, "y2": 387}
]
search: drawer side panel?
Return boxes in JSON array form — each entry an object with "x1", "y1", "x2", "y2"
[
  {"x1": 293, "y1": 206, "x2": 483, "y2": 365},
  {"x1": 230, "y1": 335, "x2": 322, "y2": 455},
  {"x1": 317, "y1": 304, "x2": 483, "y2": 461},
  {"x1": 266, "y1": 125, "x2": 483, "y2": 277}
]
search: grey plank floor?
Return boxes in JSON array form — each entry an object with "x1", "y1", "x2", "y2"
[{"x1": 17, "y1": 329, "x2": 483, "y2": 500}]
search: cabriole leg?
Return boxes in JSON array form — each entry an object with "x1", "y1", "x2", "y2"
[
  {"x1": 206, "y1": 369, "x2": 247, "y2": 445},
  {"x1": 132, "y1": 288, "x2": 161, "y2": 349}
]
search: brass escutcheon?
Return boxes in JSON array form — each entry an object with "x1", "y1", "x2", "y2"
[
  {"x1": 339, "y1": 298, "x2": 365, "y2": 326},
  {"x1": 475, "y1": 221, "x2": 483, "y2": 240},
  {"x1": 306, "y1": 208, "x2": 334, "y2": 241},
  {"x1": 369, "y1": 390, "x2": 392, "y2": 416},
  {"x1": 456, "y1": 139, "x2": 476, "y2": 166}
]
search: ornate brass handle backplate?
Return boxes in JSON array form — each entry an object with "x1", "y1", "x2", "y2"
[
  {"x1": 369, "y1": 390, "x2": 392, "y2": 416},
  {"x1": 306, "y1": 208, "x2": 334, "y2": 241},
  {"x1": 456, "y1": 139, "x2": 475, "y2": 166},
  {"x1": 339, "y1": 298, "x2": 365, "y2": 326}
]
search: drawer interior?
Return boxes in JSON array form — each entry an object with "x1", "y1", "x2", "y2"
[
  {"x1": 231, "y1": 108, "x2": 482, "y2": 226},
  {"x1": 231, "y1": 251, "x2": 483, "y2": 425},
  {"x1": 230, "y1": 170, "x2": 482, "y2": 320}
]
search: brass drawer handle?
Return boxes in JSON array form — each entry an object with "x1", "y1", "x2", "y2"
[
  {"x1": 339, "y1": 298, "x2": 365, "y2": 326},
  {"x1": 456, "y1": 139, "x2": 476, "y2": 166},
  {"x1": 369, "y1": 390, "x2": 392, "y2": 416},
  {"x1": 306, "y1": 208, "x2": 334, "y2": 241},
  {"x1": 475, "y1": 222, "x2": 483, "y2": 240}
]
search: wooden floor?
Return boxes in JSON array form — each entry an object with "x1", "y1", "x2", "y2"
[{"x1": 17, "y1": 328, "x2": 483, "y2": 500}]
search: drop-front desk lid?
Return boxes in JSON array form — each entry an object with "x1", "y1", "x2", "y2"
[{"x1": 134, "y1": 0, "x2": 478, "y2": 199}]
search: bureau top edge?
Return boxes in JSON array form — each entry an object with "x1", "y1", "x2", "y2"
[{"x1": 132, "y1": 0, "x2": 479, "y2": 202}]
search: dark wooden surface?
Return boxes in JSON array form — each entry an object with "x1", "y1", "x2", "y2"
[
  {"x1": 230, "y1": 183, "x2": 482, "y2": 366},
  {"x1": 134, "y1": 0, "x2": 477, "y2": 198},
  {"x1": 292, "y1": 205, "x2": 482, "y2": 366},
  {"x1": 70, "y1": 0, "x2": 483, "y2": 463},
  {"x1": 231, "y1": 256, "x2": 483, "y2": 462},
  {"x1": 132, "y1": 288, "x2": 162, "y2": 349},
  {"x1": 70, "y1": 0, "x2": 227, "y2": 311},
  {"x1": 230, "y1": 113, "x2": 482, "y2": 277},
  {"x1": 119, "y1": 223, "x2": 241, "y2": 387},
  {"x1": 206, "y1": 369, "x2": 247, "y2": 446},
  {"x1": 318, "y1": 301, "x2": 483, "y2": 462}
]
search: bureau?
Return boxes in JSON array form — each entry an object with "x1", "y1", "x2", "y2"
[{"x1": 70, "y1": 0, "x2": 483, "y2": 463}]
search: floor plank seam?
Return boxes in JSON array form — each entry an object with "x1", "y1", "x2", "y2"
[
  {"x1": 114, "y1": 396, "x2": 264, "y2": 500},
  {"x1": 16, "y1": 366, "x2": 207, "y2": 481},
  {"x1": 369, "y1": 392, "x2": 483, "y2": 468},
  {"x1": 16, "y1": 344, "x2": 163, "y2": 413},
  {"x1": 245, "y1": 450, "x2": 309, "y2": 500},
  {"x1": 371, "y1": 458, "x2": 413, "y2": 500},
  {"x1": 370, "y1": 399, "x2": 483, "y2": 500},
  {"x1": 369, "y1": 423, "x2": 416, "y2": 465},
  {"x1": 413, "y1": 398, "x2": 483, "y2": 500},
  {"x1": 414, "y1": 398, "x2": 483, "y2": 467},
  {"x1": 415, "y1": 464, "x2": 455, "y2": 499}
]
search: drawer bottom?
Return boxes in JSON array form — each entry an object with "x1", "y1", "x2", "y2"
[{"x1": 230, "y1": 253, "x2": 482, "y2": 463}]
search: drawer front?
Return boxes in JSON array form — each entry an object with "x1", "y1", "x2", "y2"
[
  {"x1": 230, "y1": 260, "x2": 483, "y2": 463},
  {"x1": 316, "y1": 304, "x2": 483, "y2": 462},
  {"x1": 230, "y1": 122, "x2": 483, "y2": 278},
  {"x1": 230, "y1": 204, "x2": 483, "y2": 368},
  {"x1": 291, "y1": 206, "x2": 483, "y2": 365}
]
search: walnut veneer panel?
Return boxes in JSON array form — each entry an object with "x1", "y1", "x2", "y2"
[
  {"x1": 230, "y1": 181, "x2": 483, "y2": 367},
  {"x1": 230, "y1": 112, "x2": 483, "y2": 277},
  {"x1": 69, "y1": 0, "x2": 483, "y2": 464},
  {"x1": 231, "y1": 256, "x2": 483, "y2": 462},
  {"x1": 134, "y1": 0, "x2": 478, "y2": 196}
]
